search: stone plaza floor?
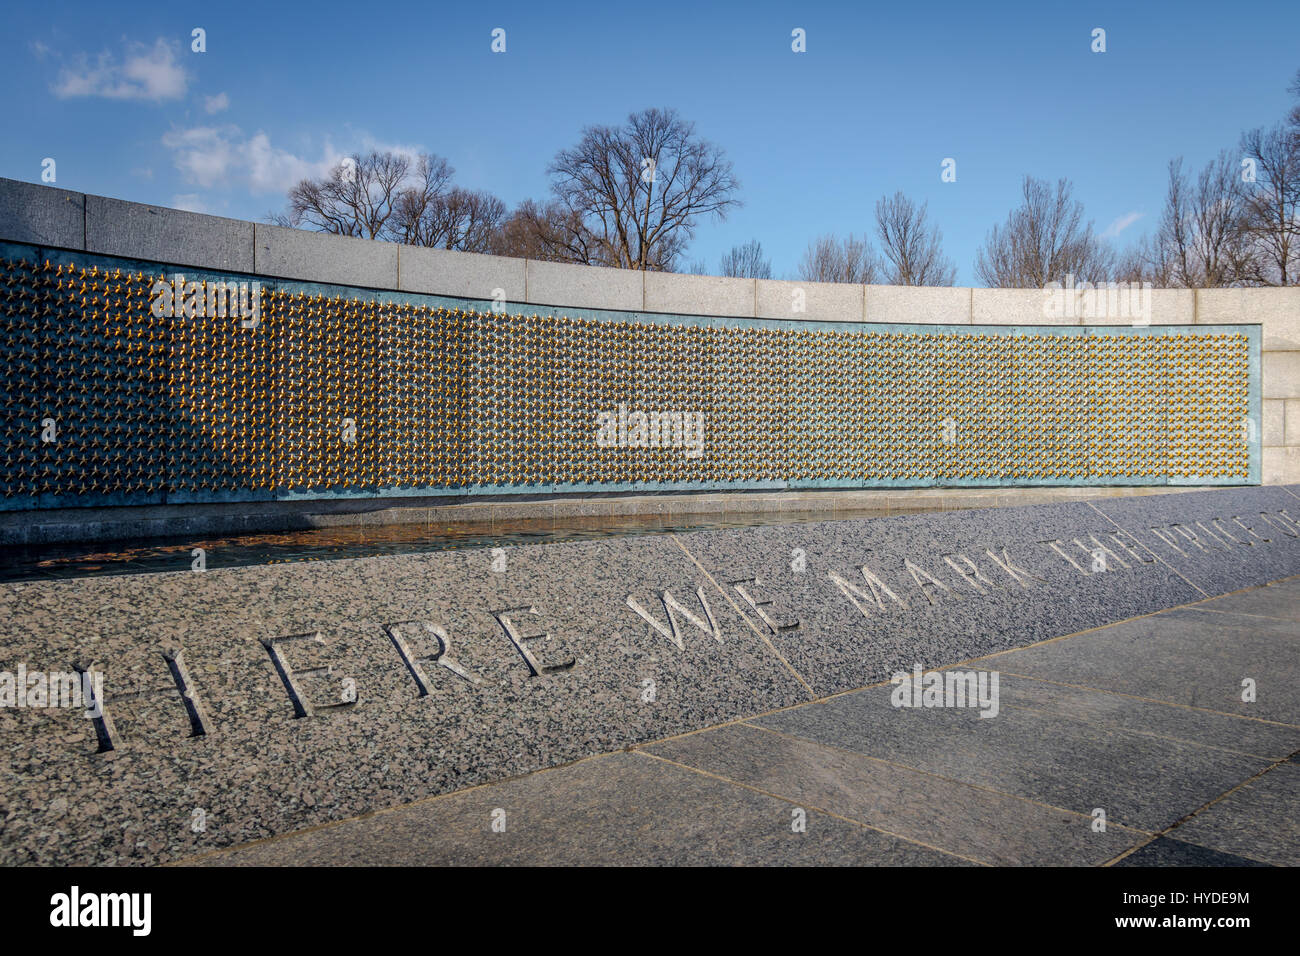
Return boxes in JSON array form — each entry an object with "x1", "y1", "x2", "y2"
[{"x1": 182, "y1": 576, "x2": 1300, "y2": 867}]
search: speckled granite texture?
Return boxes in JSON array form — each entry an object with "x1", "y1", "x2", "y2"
[{"x1": 2, "y1": 486, "x2": 1298, "y2": 865}]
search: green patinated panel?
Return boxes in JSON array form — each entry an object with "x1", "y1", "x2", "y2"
[{"x1": 0, "y1": 241, "x2": 1261, "y2": 510}]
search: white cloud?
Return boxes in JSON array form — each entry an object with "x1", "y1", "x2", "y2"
[
  {"x1": 358, "y1": 134, "x2": 426, "y2": 170},
  {"x1": 246, "y1": 132, "x2": 340, "y2": 193},
  {"x1": 172, "y1": 193, "x2": 210, "y2": 214},
  {"x1": 203, "y1": 92, "x2": 229, "y2": 114},
  {"x1": 53, "y1": 37, "x2": 188, "y2": 102},
  {"x1": 162, "y1": 125, "x2": 242, "y2": 188},
  {"x1": 1103, "y1": 211, "x2": 1143, "y2": 239},
  {"x1": 163, "y1": 125, "x2": 343, "y2": 194}
]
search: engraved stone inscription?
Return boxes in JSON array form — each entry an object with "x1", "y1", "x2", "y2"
[
  {"x1": 262, "y1": 632, "x2": 357, "y2": 718},
  {"x1": 384, "y1": 620, "x2": 482, "y2": 693},
  {"x1": 75, "y1": 650, "x2": 209, "y2": 753},
  {"x1": 493, "y1": 606, "x2": 576, "y2": 676},
  {"x1": 626, "y1": 588, "x2": 723, "y2": 651}
]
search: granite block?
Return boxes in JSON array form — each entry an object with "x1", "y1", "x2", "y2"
[
  {"x1": 0, "y1": 178, "x2": 84, "y2": 250},
  {"x1": 1263, "y1": 351, "x2": 1300, "y2": 399},
  {"x1": 525, "y1": 259, "x2": 642, "y2": 312},
  {"x1": 991, "y1": 674, "x2": 1300, "y2": 759},
  {"x1": 1191, "y1": 577, "x2": 1300, "y2": 623},
  {"x1": 1166, "y1": 761, "x2": 1299, "y2": 866},
  {"x1": 987, "y1": 607, "x2": 1300, "y2": 725},
  {"x1": 1114, "y1": 836, "x2": 1271, "y2": 867},
  {"x1": 866, "y1": 285, "x2": 969, "y2": 325},
  {"x1": 757, "y1": 279, "x2": 863, "y2": 323},
  {"x1": 189, "y1": 752, "x2": 963, "y2": 866},
  {"x1": 972, "y1": 287, "x2": 1075, "y2": 326},
  {"x1": 1263, "y1": 399, "x2": 1285, "y2": 446},
  {"x1": 254, "y1": 223, "x2": 396, "y2": 288},
  {"x1": 643, "y1": 272, "x2": 753, "y2": 317},
  {"x1": 85, "y1": 196, "x2": 253, "y2": 273},
  {"x1": 1196, "y1": 286, "x2": 1300, "y2": 351},
  {"x1": 645, "y1": 722, "x2": 1143, "y2": 865},
  {"x1": 753, "y1": 679, "x2": 1270, "y2": 832},
  {"x1": 398, "y1": 244, "x2": 525, "y2": 302},
  {"x1": 1264, "y1": 447, "x2": 1300, "y2": 485}
]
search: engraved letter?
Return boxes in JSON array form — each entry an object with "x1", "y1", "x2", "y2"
[
  {"x1": 384, "y1": 620, "x2": 481, "y2": 693},
  {"x1": 626, "y1": 588, "x2": 722, "y2": 651}
]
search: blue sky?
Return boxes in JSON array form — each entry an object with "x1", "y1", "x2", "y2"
[{"x1": 3, "y1": 0, "x2": 1297, "y2": 285}]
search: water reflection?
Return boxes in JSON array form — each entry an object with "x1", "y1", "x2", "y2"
[{"x1": 0, "y1": 506, "x2": 942, "y2": 582}]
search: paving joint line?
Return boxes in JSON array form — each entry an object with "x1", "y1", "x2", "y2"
[
  {"x1": 631, "y1": 748, "x2": 989, "y2": 866},
  {"x1": 997, "y1": 701, "x2": 1286, "y2": 761},
  {"x1": 1085, "y1": 500, "x2": 1209, "y2": 597},
  {"x1": 732, "y1": 719, "x2": 1152, "y2": 837},
  {"x1": 1183, "y1": 605, "x2": 1300, "y2": 624},
  {"x1": 996, "y1": 670, "x2": 1300, "y2": 729},
  {"x1": 1102, "y1": 747, "x2": 1298, "y2": 867},
  {"x1": 669, "y1": 531, "x2": 815, "y2": 697}
]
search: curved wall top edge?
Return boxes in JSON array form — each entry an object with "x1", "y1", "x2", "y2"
[{"x1": 5, "y1": 176, "x2": 1295, "y2": 332}]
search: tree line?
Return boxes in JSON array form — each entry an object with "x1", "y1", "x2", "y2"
[{"x1": 274, "y1": 73, "x2": 1298, "y2": 288}]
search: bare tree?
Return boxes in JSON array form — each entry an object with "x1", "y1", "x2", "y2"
[
  {"x1": 398, "y1": 185, "x2": 506, "y2": 253},
  {"x1": 1114, "y1": 235, "x2": 1175, "y2": 287},
  {"x1": 718, "y1": 239, "x2": 772, "y2": 278},
  {"x1": 276, "y1": 149, "x2": 508, "y2": 254},
  {"x1": 797, "y1": 234, "x2": 879, "y2": 284},
  {"x1": 1240, "y1": 124, "x2": 1300, "y2": 285},
  {"x1": 974, "y1": 176, "x2": 1113, "y2": 287},
  {"x1": 873, "y1": 192, "x2": 956, "y2": 286},
  {"x1": 277, "y1": 150, "x2": 417, "y2": 239},
  {"x1": 1290, "y1": 67, "x2": 1300, "y2": 131},
  {"x1": 546, "y1": 107, "x2": 741, "y2": 270},
  {"x1": 387, "y1": 153, "x2": 455, "y2": 244},
  {"x1": 1142, "y1": 154, "x2": 1253, "y2": 287},
  {"x1": 492, "y1": 198, "x2": 603, "y2": 263}
]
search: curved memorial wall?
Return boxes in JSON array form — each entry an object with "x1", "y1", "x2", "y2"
[{"x1": 0, "y1": 239, "x2": 1261, "y2": 510}]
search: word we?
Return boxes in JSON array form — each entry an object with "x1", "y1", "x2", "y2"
[
  {"x1": 0, "y1": 665, "x2": 101, "y2": 716},
  {"x1": 890, "y1": 664, "x2": 1000, "y2": 717},
  {"x1": 595, "y1": 404, "x2": 706, "y2": 459},
  {"x1": 150, "y1": 274, "x2": 262, "y2": 328}
]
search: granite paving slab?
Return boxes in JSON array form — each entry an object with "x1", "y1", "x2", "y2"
[
  {"x1": 1113, "y1": 836, "x2": 1273, "y2": 867},
  {"x1": 985, "y1": 606, "x2": 1300, "y2": 725},
  {"x1": 986, "y1": 674, "x2": 1300, "y2": 760},
  {"x1": 1164, "y1": 760, "x2": 1300, "y2": 866},
  {"x1": 3, "y1": 486, "x2": 1299, "y2": 865},
  {"x1": 644, "y1": 721, "x2": 1144, "y2": 865},
  {"x1": 186, "y1": 752, "x2": 966, "y2": 866},
  {"x1": 1188, "y1": 576, "x2": 1300, "y2": 623},
  {"x1": 752, "y1": 680, "x2": 1270, "y2": 832}
]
